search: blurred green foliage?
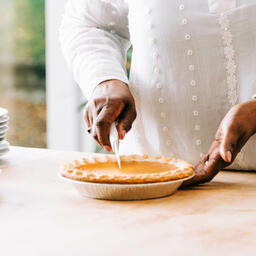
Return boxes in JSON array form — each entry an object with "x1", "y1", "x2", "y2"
[
  {"x1": 126, "y1": 47, "x2": 132, "y2": 78},
  {"x1": 14, "y1": 0, "x2": 45, "y2": 63},
  {"x1": 0, "y1": 0, "x2": 45, "y2": 63}
]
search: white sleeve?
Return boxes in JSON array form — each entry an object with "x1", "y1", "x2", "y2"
[{"x1": 59, "y1": 0, "x2": 131, "y2": 99}]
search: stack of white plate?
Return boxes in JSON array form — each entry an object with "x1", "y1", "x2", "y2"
[{"x1": 0, "y1": 108, "x2": 10, "y2": 157}]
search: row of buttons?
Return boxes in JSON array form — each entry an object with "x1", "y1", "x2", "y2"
[
  {"x1": 109, "y1": 11, "x2": 116, "y2": 34},
  {"x1": 146, "y1": 7, "x2": 172, "y2": 147},
  {"x1": 179, "y1": 2, "x2": 202, "y2": 151}
]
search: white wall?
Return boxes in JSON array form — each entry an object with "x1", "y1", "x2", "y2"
[{"x1": 45, "y1": 0, "x2": 95, "y2": 152}]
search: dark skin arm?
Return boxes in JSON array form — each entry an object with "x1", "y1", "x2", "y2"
[
  {"x1": 183, "y1": 99, "x2": 256, "y2": 187},
  {"x1": 84, "y1": 79, "x2": 137, "y2": 152}
]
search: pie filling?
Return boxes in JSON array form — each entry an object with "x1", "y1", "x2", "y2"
[
  {"x1": 60, "y1": 155, "x2": 194, "y2": 184},
  {"x1": 76, "y1": 161, "x2": 178, "y2": 175}
]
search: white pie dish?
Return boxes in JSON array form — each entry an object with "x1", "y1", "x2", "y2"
[
  {"x1": 0, "y1": 147, "x2": 10, "y2": 157},
  {"x1": 0, "y1": 115, "x2": 9, "y2": 123},
  {"x1": 0, "y1": 131, "x2": 7, "y2": 139},
  {"x1": 0, "y1": 141, "x2": 9, "y2": 150},
  {"x1": 0, "y1": 108, "x2": 8, "y2": 117},
  {"x1": 59, "y1": 174, "x2": 194, "y2": 201},
  {"x1": 0, "y1": 126, "x2": 8, "y2": 134},
  {"x1": 0, "y1": 121, "x2": 8, "y2": 128}
]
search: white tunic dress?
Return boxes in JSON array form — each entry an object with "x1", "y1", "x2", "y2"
[{"x1": 60, "y1": 0, "x2": 256, "y2": 169}]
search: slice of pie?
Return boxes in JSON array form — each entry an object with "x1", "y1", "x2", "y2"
[{"x1": 60, "y1": 154, "x2": 194, "y2": 184}]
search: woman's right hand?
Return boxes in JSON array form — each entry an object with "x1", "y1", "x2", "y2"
[{"x1": 85, "y1": 79, "x2": 137, "y2": 152}]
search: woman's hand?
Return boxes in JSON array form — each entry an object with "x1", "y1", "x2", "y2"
[
  {"x1": 183, "y1": 99, "x2": 256, "y2": 187},
  {"x1": 85, "y1": 79, "x2": 137, "y2": 152}
]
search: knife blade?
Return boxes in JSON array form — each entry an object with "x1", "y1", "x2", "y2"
[{"x1": 110, "y1": 122, "x2": 121, "y2": 169}]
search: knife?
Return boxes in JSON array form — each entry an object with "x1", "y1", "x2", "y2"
[{"x1": 110, "y1": 122, "x2": 121, "y2": 169}]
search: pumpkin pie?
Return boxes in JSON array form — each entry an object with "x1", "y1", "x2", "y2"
[{"x1": 60, "y1": 154, "x2": 194, "y2": 184}]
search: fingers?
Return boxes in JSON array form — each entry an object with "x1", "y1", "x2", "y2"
[
  {"x1": 203, "y1": 150, "x2": 222, "y2": 182},
  {"x1": 92, "y1": 102, "x2": 125, "y2": 151},
  {"x1": 116, "y1": 105, "x2": 137, "y2": 140},
  {"x1": 182, "y1": 147, "x2": 224, "y2": 187},
  {"x1": 219, "y1": 128, "x2": 237, "y2": 163},
  {"x1": 219, "y1": 123, "x2": 249, "y2": 163}
]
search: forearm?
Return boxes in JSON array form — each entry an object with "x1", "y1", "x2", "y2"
[{"x1": 59, "y1": 0, "x2": 131, "y2": 99}]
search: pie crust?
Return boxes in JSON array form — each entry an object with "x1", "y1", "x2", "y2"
[{"x1": 60, "y1": 154, "x2": 194, "y2": 184}]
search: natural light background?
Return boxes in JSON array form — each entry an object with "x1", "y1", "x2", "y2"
[
  {"x1": 0, "y1": 0, "x2": 131, "y2": 152},
  {"x1": 0, "y1": 0, "x2": 46, "y2": 148}
]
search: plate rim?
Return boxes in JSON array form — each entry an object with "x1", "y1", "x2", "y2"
[
  {"x1": 58, "y1": 172, "x2": 195, "y2": 187},
  {"x1": 0, "y1": 108, "x2": 8, "y2": 117},
  {"x1": 0, "y1": 147, "x2": 10, "y2": 156},
  {"x1": 0, "y1": 126, "x2": 8, "y2": 133},
  {"x1": 0, "y1": 123, "x2": 8, "y2": 128},
  {"x1": 0, "y1": 141, "x2": 9, "y2": 148},
  {"x1": 0, "y1": 116, "x2": 9, "y2": 123}
]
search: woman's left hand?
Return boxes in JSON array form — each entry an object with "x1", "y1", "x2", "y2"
[{"x1": 183, "y1": 99, "x2": 256, "y2": 187}]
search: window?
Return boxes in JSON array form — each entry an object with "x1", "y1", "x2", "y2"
[{"x1": 0, "y1": 0, "x2": 46, "y2": 148}]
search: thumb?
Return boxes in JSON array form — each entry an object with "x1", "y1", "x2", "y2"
[
  {"x1": 219, "y1": 130, "x2": 238, "y2": 163},
  {"x1": 117, "y1": 106, "x2": 137, "y2": 140}
]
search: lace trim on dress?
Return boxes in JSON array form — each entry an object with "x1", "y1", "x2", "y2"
[
  {"x1": 219, "y1": 14, "x2": 249, "y2": 169},
  {"x1": 208, "y1": 0, "x2": 237, "y2": 14},
  {"x1": 219, "y1": 14, "x2": 238, "y2": 106}
]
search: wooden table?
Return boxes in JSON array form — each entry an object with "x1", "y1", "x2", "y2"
[{"x1": 1, "y1": 147, "x2": 256, "y2": 256}]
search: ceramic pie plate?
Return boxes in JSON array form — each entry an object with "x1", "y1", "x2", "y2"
[
  {"x1": 0, "y1": 108, "x2": 8, "y2": 117},
  {"x1": 0, "y1": 141, "x2": 9, "y2": 150},
  {"x1": 0, "y1": 122, "x2": 8, "y2": 129},
  {"x1": 0, "y1": 133, "x2": 6, "y2": 140},
  {"x1": 0, "y1": 147, "x2": 10, "y2": 157},
  {"x1": 59, "y1": 155, "x2": 194, "y2": 201},
  {"x1": 0, "y1": 126, "x2": 8, "y2": 134},
  {"x1": 0, "y1": 115, "x2": 9, "y2": 123}
]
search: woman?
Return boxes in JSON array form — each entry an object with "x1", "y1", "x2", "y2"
[{"x1": 60, "y1": 0, "x2": 256, "y2": 185}]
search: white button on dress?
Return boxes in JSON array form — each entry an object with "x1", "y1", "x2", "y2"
[
  {"x1": 182, "y1": 18, "x2": 188, "y2": 25},
  {"x1": 187, "y1": 49, "x2": 193, "y2": 56},
  {"x1": 190, "y1": 80, "x2": 196, "y2": 86},
  {"x1": 192, "y1": 95, "x2": 198, "y2": 101},
  {"x1": 193, "y1": 110, "x2": 199, "y2": 116},
  {"x1": 185, "y1": 34, "x2": 191, "y2": 40},
  {"x1": 158, "y1": 97, "x2": 165, "y2": 104},
  {"x1": 188, "y1": 65, "x2": 195, "y2": 71},
  {"x1": 196, "y1": 139, "x2": 202, "y2": 146},
  {"x1": 179, "y1": 4, "x2": 185, "y2": 10}
]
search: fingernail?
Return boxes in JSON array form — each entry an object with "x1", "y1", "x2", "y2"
[
  {"x1": 227, "y1": 151, "x2": 232, "y2": 162},
  {"x1": 120, "y1": 130, "x2": 126, "y2": 140},
  {"x1": 104, "y1": 146, "x2": 112, "y2": 152}
]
